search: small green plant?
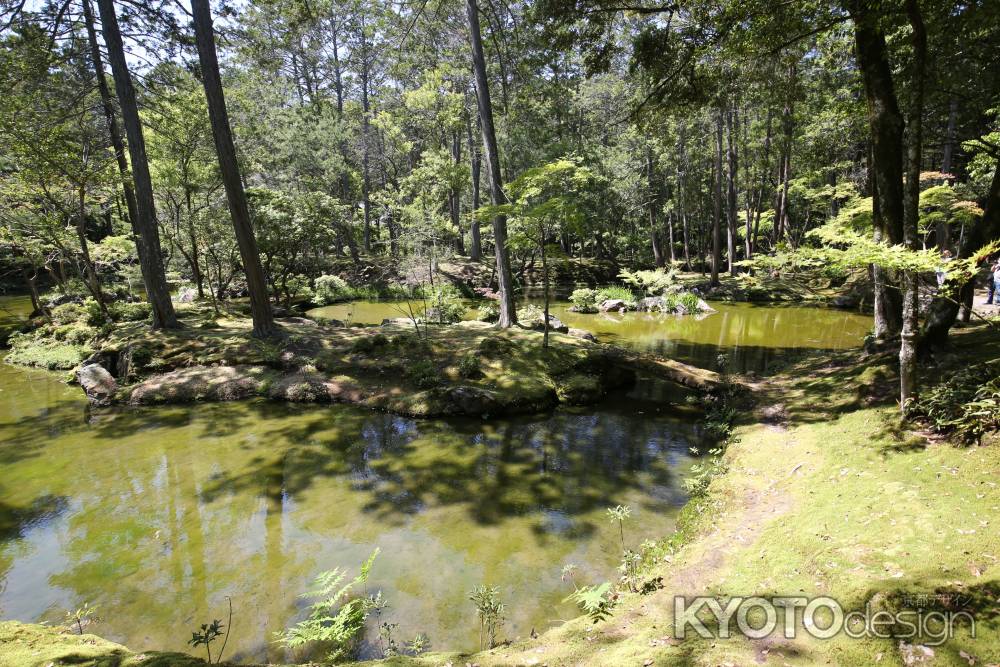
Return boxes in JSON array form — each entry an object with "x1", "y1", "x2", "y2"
[
  {"x1": 407, "y1": 359, "x2": 441, "y2": 388},
  {"x1": 188, "y1": 619, "x2": 225, "y2": 664},
  {"x1": 569, "y1": 288, "x2": 598, "y2": 313},
  {"x1": 560, "y1": 563, "x2": 579, "y2": 588},
  {"x1": 407, "y1": 633, "x2": 430, "y2": 655},
  {"x1": 65, "y1": 602, "x2": 98, "y2": 635},
  {"x1": 607, "y1": 505, "x2": 639, "y2": 591},
  {"x1": 565, "y1": 582, "x2": 616, "y2": 623},
  {"x1": 606, "y1": 505, "x2": 631, "y2": 551},
  {"x1": 379, "y1": 622, "x2": 400, "y2": 657},
  {"x1": 187, "y1": 597, "x2": 232, "y2": 664},
  {"x1": 275, "y1": 549, "x2": 379, "y2": 662},
  {"x1": 469, "y1": 585, "x2": 505, "y2": 650},
  {"x1": 458, "y1": 353, "x2": 480, "y2": 378}
]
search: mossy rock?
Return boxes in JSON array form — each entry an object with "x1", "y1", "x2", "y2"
[
  {"x1": 127, "y1": 365, "x2": 277, "y2": 405},
  {"x1": 556, "y1": 373, "x2": 604, "y2": 405},
  {"x1": 267, "y1": 371, "x2": 331, "y2": 402}
]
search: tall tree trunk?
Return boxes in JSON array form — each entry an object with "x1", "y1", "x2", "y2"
[
  {"x1": 95, "y1": 0, "x2": 178, "y2": 329},
  {"x1": 677, "y1": 124, "x2": 691, "y2": 269},
  {"x1": 467, "y1": 0, "x2": 516, "y2": 326},
  {"x1": 849, "y1": 1, "x2": 906, "y2": 337},
  {"x1": 647, "y1": 147, "x2": 664, "y2": 267},
  {"x1": 360, "y1": 14, "x2": 373, "y2": 253},
  {"x1": 711, "y1": 111, "x2": 723, "y2": 286},
  {"x1": 191, "y1": 0, "x2": 276, "y2": 338},
  {"x1": 775, "y1": 66, "x2": 795, "y2": 245},
  {"x1": 466, "y1": 109, "x2": 483, "y2": 261},
  {"x1": 332, "y1": 30, "x2": 352, "y2": 202},
  {"x1": 82, "y1": 0, "x2": 137, "y2": 230},
  {"x1": 900, "y1": 0, "x2": 926, "y2": 411},
  {"x1": 76, "y1": 186, "x2": 109, "y2": 317},
  {"x1": 451, "y1": 129, "x2": 465, "y2": 254},
  {"x1": 941, "y1": 96, "x2": 958, "y2": 176},
  {"x1": 725, "y1": 106, "x2": 738, "y2": 275}
]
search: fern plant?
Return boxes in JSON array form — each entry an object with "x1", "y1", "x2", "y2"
[
  {"x1": 565, "y1": 582, "x2": 616, "y2": 623},
  {"x1": 275, "y1": 549, "x2": 380, "y2": 662}
]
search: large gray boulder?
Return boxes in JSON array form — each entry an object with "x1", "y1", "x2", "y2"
[
  {"x1": 526, "y1": 313, "x2": 569, "y2": 333},
  {"x1": 599, "y1": 299, "x2": 627, "y2": 312},
  {"x1": 76, "y1": 363, "x2": 117, "y2": 406},
  {"x1": 567, "y1": 327, "x2": 597, "y2": 342},
  {"x1": 637, "y1": 296, "x2": 666, "y2": 312}
]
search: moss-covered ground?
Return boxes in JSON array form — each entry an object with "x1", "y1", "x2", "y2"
[{"x1": 21, "y1": 302, "x2": 711, "y2": 417}]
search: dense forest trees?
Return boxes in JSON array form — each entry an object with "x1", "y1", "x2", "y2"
[{"x1": 1, "y1": 0, "x2": 999, "y2": 403}]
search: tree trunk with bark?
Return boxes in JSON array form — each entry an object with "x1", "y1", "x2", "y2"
[
  {"x1": 466, "y1": 109, "x2": 483, "y2": 261},
  {"x1": 83, "y1": 0, "x2": 137, "y2": 229},
  {"x1": 96, "y1": 0, "x2": 178, "y2": 329},
  {"x1": 467, "y1": 0, "x2": 516, "y2": 326},
  {"x1": 725, "y1": 106, "x2": 738, "y2": 275},
  {"x1": 711, "y1": 111, "x2": 723, "y2": 286},
  {"x1": 191, "y1": 0, "x2": 276, "y2": 338},
  {"x1": 849, "y1": 0, "x2": 906, "y2": 338},
  {"x1": 647, "y1": 147, "x2": 664, "y2": 267},
  {"x1": 900, "y1": 0, "x2": 926, "y2": 411}
]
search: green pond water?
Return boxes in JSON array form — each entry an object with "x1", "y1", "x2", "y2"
[
  {"x1": 309, "y1": 298, "x2": 873, "y2": 373},
  {"x1": 0, "y1": 294, "x2": 871, "y2": 663}
]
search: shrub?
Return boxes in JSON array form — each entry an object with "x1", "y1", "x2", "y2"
[
  {"x1": 458, "y1": 354, "x2": 480, "y2": 378},
  {"x1": 111, "y1": 302, "x2": 151, "y2": 322},
  {"x1": 595, "y1": 285, "x2": 636, "y2": 307},
  {"x1": 82, "y1": 298, "x2": 108, "y2": 326},
  {"x1": 52, "y1": 322, "x2": 96, "y2": 345},
  {"x1": 406, "y1": 359, "x2": 441, "y2": 388},
  {"x1": 50, "y1": 302, "x2": 86, "y2": 325},
  {"x1": 516, "y1": 304, "x2": 543, "y2": 323},
  {"x1": 479, "y1": 336, "x2": 514, "y2": 358},
  {"x1": 569, "y1": 288, "x2": 598, "y2": 313},
  {"x1": 314, "y1": 274, "x2": 354, "y2": 305},
  {"x1": 908, "y1": 363, "x2": 1000, "y2": 443},
  {"x1": 677, "y1": 292, "x2": 702, "y2": 313},
  {"x1": 351, "y1": 333, "x2": 389, "y2": 354},
  {"x1": 618, "y1": 268, "x2": 678, "y2": 296},
  {"x1": 423, "y1": 284, "x2": 466, "y2": 324},
  {"x1": 477, "y1": 300, "x2": 500, "y2": 322},
  {"x1": 381, "y1": 282, "x2": 426, "y2": 300}
]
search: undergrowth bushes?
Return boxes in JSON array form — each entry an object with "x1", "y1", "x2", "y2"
[{"x1": 908, "y1": 362, "x2": 1000, "y2": 443}]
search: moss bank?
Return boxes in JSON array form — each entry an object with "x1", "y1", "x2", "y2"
[{"x1": 37, "y1": 303, "x2": 716, "y2": 418}]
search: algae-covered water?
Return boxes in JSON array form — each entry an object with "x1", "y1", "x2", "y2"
[{"x1": 0, "y1": 294, "x2": 870, "y2": 662}]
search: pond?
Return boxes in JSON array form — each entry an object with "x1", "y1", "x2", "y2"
[
  {"x1": 0, "y1": 294, "x2": 870, "y2": 663},
  {"x1": 309, "y1": 298, "x2": 873, "y2": 374}
]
